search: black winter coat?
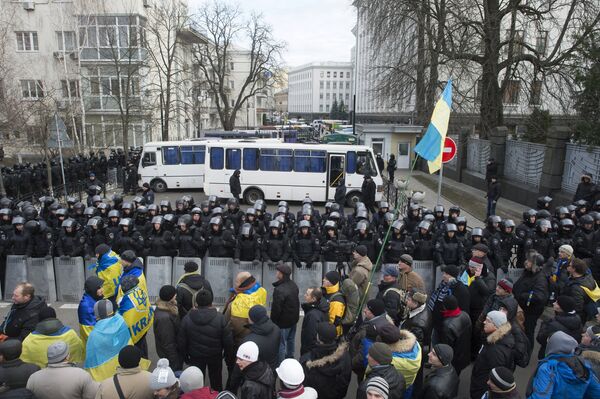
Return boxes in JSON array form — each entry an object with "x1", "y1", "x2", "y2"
[
  {"x1": 55, "y1": 231, "x2": 85, "y2": 257},
  {"x1": 357, "y1": 364, "x2": 405, "y2": 399},
  {"x1": 270, "y1": 277, "x2": 300, "y2": 329},
  {"x1": 207, "y1": 230, "x2": 236, "y2": 258},
  {"x1": 242, "y1": 318, "x2": 281, "y2": 371},
  {"x1": 153, "y1": 300, "x2": 182, "y2": 371},
  {"x1": 401, "y1": 306, "x2": 432, "y2": 346},
  {"x1": 239, "y1": 360, "x2": 274, "y2": 399},
  {"x1": 468, "y1": 276, "x2": 492, "y2": 318},
  {"x1": 235, "y1": 236, "x2": 261, "y2": 261},
  {"x1": 174, "y1": 228, "x2": 205, "y2": 257},
  {"x1": 536, "y1": 312, "x2": 582, "y2": 359},
  {"x1": 470, "y1": 323, "x2": 515, "y2": 399},
  {"x1": 300, "y1": 299, "x2": 329, "y2": 355},
  {"x1": 440, "y1": 311, "x2": 472, "y2": 373},
  {"x1": 302, "y1": 342, "x2": 352, "y2": 399},
  {"x1": 422, "y1": 365, "x2": 459, "y2": 399},
  {"x1": 261, "y1": 234, "x2": 290, "y2": 262},
  {"x1": 0, "y1": 358, "x2": 39, "y2": 389},
  {"x1": 229, "y1": 173, "x2": 241, "y2": 196},
  {"x1": 0, "y1": 387, "x2": 36, "y2": 399},
  {"x1": 5, "y1": 230, "x2": 29, "y2": 255},
  {"x1": 376, "y1": 281, "x2": 404, "y2": 326},
  {"x1": 513, "y1": 269, "x2": 549, "y2": 316},
  {"x1": 0, "y1": 296, "x2": 47, "y2": 340},
  {"x1": 177, "y1": 307, "x2": 234, "y2": 366},
  {"x1": 564, "y1": 273, "x2": 597, "y2": 321},
  {"x1": 175, "y1": 273, "x2": 213, "y2": 319},
  {"x1": 291, "y1": 233, "x2": 320, "y2": 264},
  {"x1": 146, "y1": 229, "x2": 177, "y2": 257}
]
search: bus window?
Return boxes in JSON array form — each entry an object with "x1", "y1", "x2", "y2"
[
  {"x1": 260, "y1": 149, "x2": 293, "y2": 171},
  {"x1": 329, "y1": 156, "x2": 345, "y2": 187},
  {"x1": 294, "y1": 150, "x2": 326, "y2": 173},
  {"x1": 346, "y1": 151, "x2": 357, "y2": 174},
  {"x1": 226, "y1": 148, "x2": 242, "y2": 170},
  {"x1": 141, "y1": 152, "x2": 156, "y2": 167},
  {"x1": 210, "y1": 147, "x2": 224, "y2": 170},
  {"x1": 357, "y1": 151, "x2": 377, "y2": 176},
  {"x1": 162, "y1": 146, "x2": 180, "y2": 165},
  {"x1": 243, "y1": 148, "x2": 259, "y2": 170},
  {"x1": 181, "y1": 145, "x2": 206, "y2": 164}
]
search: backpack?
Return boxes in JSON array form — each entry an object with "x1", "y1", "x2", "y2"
[
  {"x1": 340, "y1": 278, "x2": 360, "y2": 325},
  {"x1": 177, "y1": 282, "x2": 203, "y2": 309}
]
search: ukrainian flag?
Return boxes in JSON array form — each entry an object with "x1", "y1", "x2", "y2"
[
  {"x1": 413, "y1": 80, "x2": 453, "y2": 174},
  {"x1": 116, "y1": 263, "x2": 148, "y2": 304},
  {"x1": 84, "y1": 313, "x2": 149, "y2": 381},
  {"x1": 90, "y1": 250, "x2": 123, "y2": 299},
  {"x1": 78, "y1": 293, "x2": 98, "y2": 345},
  {"x1": 118, "y1": 285, "x2": 154, "y2": 344},
  {"x1": 21, "y1": 325, "x2": 85, "y2": 368}
]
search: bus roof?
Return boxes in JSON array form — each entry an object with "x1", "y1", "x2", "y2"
[
  {"x1": 205, "y1": 141, "x2": 373, "y2": 152},
  {"x1": 143, "y1": 138, "x2": 281, "y2": 148}
]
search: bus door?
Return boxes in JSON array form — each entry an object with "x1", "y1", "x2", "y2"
[{"x1": 327, "y1": 154, "x2": 345, "y2": 201}]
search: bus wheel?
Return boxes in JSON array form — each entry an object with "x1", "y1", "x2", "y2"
[
  {"x1": 151, "y1": 179, "x2": 167, "y2": 193},
  {"x1": 244, "y1": 188, "x2": 264, "y2": 205},
  {"x1": 346, "y1": 192, "x2": 362, "y2": 207}
]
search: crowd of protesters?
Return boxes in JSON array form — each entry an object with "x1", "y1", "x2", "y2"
[{"x1": 0, "y1": 171, "x2": 599, "y2": 398}]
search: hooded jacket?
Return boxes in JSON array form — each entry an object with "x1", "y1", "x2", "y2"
[
  {"x1": 20, "y1": 318, "x2": 84, "y2": 368},
  {"x1": 300, "y1": 298, "x2": 330, "y2": 355},
  {"x1": 302, "y1": 342, "x2": 352, "y2": 399},
  {"x1": 242, "y1": 317, "x2": 281, "y2": 371},
  {"x1": 400, "y1": 304, "x2": 432, "y2": 346},
  {"x1": 175, "y1": 272, "x2": 213, "y2": 319},
  {"x1": 240, "y1": 360, "x2": 274, "y2": 399},
  {"x1": 500, "y1": 295, "x2": 531, "y2": 368},
  {"x1": 153, "y1": 299, "x2": 182, "y2": 371},
  {"x1": 388, "y1": 329, "x2": 422, "y2": 386},
  {"x1": 0, "y1": 357, "x2": 39, "y2": 391},
  {"x1": 322, "y1": 283, "x2": 345, "y2": 337},
  {"x1": 513, "y1": 269, "x2": 549, "y2": 316},
  {"x1": 470, "y1": 322, "x2": 515, "y2": 399},
  {"x1": 78, "y1": 277, "x2": 103, "y2": 344},
  {"x1": 564, "y1": 273, "x2": 597, "y2": 321},
  {"x1": 349, "y1": 257, "x2": 373, "y2": 297}
]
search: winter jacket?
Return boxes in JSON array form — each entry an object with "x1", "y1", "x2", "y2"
[
  {"x1": 94, "y1": 367, "x2": 154, "y2": 399},
  {"x1": 440, "y1": 309, "x2": 472, "y2": 374},
  {"x1": 153, "y1": 299, "x2": 182, "y2": 371},
  {"x1": 470, "y1": 323, "x2": 515, "y2": 399},
  {"x1": 239, "y1": 360, "x2": 274, "y2": 399},
  {"x1": 536, "y1": 312, "x2": 582, "y2": 359},
  {"x1": 357, "y1": 364, "x2": 405, "y2": 399},
  {"x1": 0, "y1": 296, "x2": 47, "y2": 341},
  {"x1": 229, "y1": 173, "x2": 241, "y2": 196},
  {"x1": 175, "y1": 272, "x2": 213, "y2": 319},
  {"x1": 322, "y1": 283, "x2": 345, "y2": 337},
  {"x1": 350, "y1": 315, "x2": 393, "y2": 375},
  {"x1": 223, "y1": 281, "x2": 267, "y2": 347},
  {"x1": 300, "y1": 299, "x2": 329, "y2": 355},
  {"x1": 398, "y1": 270, "x2": 425, "y2": 293},
  {"x1": 388, "y1": 329, "x2": 422, "y2": 387},
  {"x1": 564, "y1": 273, "x2": 597, "y2": 321},
  {"x1": 207, "y1": 230, "x2": 236, "y2": 258},
  {"x1": 181, "y1": 387, "x2": 221, "y2": 399},
  {"x1": 574, "y1": 181, "x2": 598, "y2": 202},
  {"x1": 400, "y1": 305, "x2": 432, "y2": 347},
  {"x1": 261, "y1": 234, "x2": 290, "y2": 262},
  {"x1": 20, "y1": 318, "x2": 84, "y2": 368},
  {"x1": 487, "y1": 181, "x2": 501, "y2": 201},
  {"x1": 302, "y1": 342, "x2": 352, "y2": 399},
  {"x1": 349, "y1": 257, "x2": 373, "y2": 297},
  {"x1": 0, "y1": 358, "x2": 39, "y2": 390},
  {"x1": 527, "y1": 353, "x2": 600, "y2": 399},
  {"x1": 271, "y1": 277, "x2": 300, "y2": 329},
  {"x1": 291, "y1": 233, "x2": 320, "y2": 264},
  {"x1": 0, "y1": 387, "x2": 36, "y2": 399},
  {"x1": 56, "y1": 230, "x2": 85, "y2": 257},
  {"x1": 376, "y1": 280, "x2": 404, "y2": 325},
  {"x1": 146, "y1": 229, "x2": 176, "y2": 257},
  {"x1": 513, "y1": 269, "x2": 549, "y2": 316},
  {"x1": 242, "y1": 317, "x2": 281, "y2": 371},
  {"x1": 175, "y1": 228, "x2": 205, "y2": 258},
  {"x1": 26, "y1": 363, "x2": 99, "y2": 399},
  {"x1": 177, "y1": 307, "x2": 234, "y2": 367},
  {"x1": 422, "y1": 365, "x2": 459, "y2": 399}
]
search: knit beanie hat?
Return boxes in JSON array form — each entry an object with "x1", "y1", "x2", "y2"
[
  {"x1": 558, "y1": 244, "x2": 574, "y2": 257},
  {"x1": 355, "y1": 245, "x2": 368, "y2": 256},
  {"x1": 497, "y1": 278, "x2": 513, "y2": 293},
  {"x1": 399, "y1": 254, "x2": 413, "y2": 266},
  {"x1": 236, "y1": 341, "x2": 259, "y2": 362},
  {"x1": 94, "y1": 299, "x2": 114, "y2": 320},
  {"x1": 84, "y1": 276, "x2": 104, "y2": 297},
  {"x1": 556, "y1": 295, "x2": 577, "y2": 314},
  {"x1": 195, "y1": 289, "x2": 213, "y2": 308},
  {"x1": 215, "y1": 392, "x2": 237, "y2": 399},
  {"x1": 150, "y1": 358, "x2": 178, "y2": 390},
  {"x1": 486, "y1": 310, "x2": 507, "y2": 328},
  {"x1": 0, "y1": 340, "x2": 22, "y2": 361},
  {"x1": 469, "y1": 257, "x2": 484, "y2": 276},
  {"x1": 367, "y1": 299, "x2": 386, "y2": 317},
  {"x1": 382, "y1": 265, "x2": 399, "y2": 277},
  {"x1": 179, "y1": 366, "x2": 204, "y2": 393},
  {"x1": 159, "y1": 285, "x2": 177, "y2": 302},
  {"x1": 316, "y1": 322, "x2": 337, "y2": 344},
  {"x1": 184, "y1": 261, "x2": 199, "y2": 272},
  {"x1": 248, "y1": 305, "x2": 268, "y2": 323},
  {"x1": 378, "y1": 324, "x2": 401, "y2": 344},
  {"x1": 120, "y1": 275, "x2": 139, "y2": 293},
  {"x1": 489, "y1": 367, "x2": 516, "y2": 392},
  {"x1": 120, "y1": 250, "x2": 137, "y2": 263},
  {"x1": 118, "y1": 345, "x2": 141, "y2": 369},
  {"x1": 47, "y1": 341, "x2": 69, "y2": 364},
  {"x1": 38, "y1": 306, "x2": 56, "y2": 321},
  {"x1": 324, "y1": 271, "x2": 340, "y2": 285},
  {"x1": 432, "y1": 344, "x2": 454, "y2": 366},
  {"x1": 472, "y1": 243, "x2": 489, "y2": 254},
  {"x1": 276, "y1": 263, "x2": 292, "y2": 275},
  {"x1": 443, "y1": 295, "x2": 458, "y2": 310},
  {"x1": 95, "y1": 243, "x2": 110, "y2": 257},
  {"x1": 366, "y1": 376, "x2": 389, "y2": 399},
  {"x1": 368, "y1": 342, "x2": 393, "y2": 365}
]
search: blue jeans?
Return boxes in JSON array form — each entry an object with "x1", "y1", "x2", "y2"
[
  {"x1": 278, "y1": 325, "x2": 297, "y2": 365},
  {"x1": 486, "y1": 198, "x2": 497, "y2": 217}
]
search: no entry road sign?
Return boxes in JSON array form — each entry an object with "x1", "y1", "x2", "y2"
[{"x1": 442, "y1": 137, "x2": 457, "y2": 163}]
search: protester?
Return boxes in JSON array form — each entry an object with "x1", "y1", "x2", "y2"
[
  {"x1": 95, "y1": 345, "x2": 154, "y2": 399},
  {"x1": 276, "y1": 358, "x2": 318, "y2": 399},
  {"x1": 117, "y1": 275, "x2": 153, "y2": 357},
  {"x1": 365, "y1": 377, "x2": 389, "y2": 399},
  {"x1": 536, "y1": 295, "x2": 582, "y2": 359},
  {"x1": 150, "y1": 359, "x2": 180, "y2": 399},
  {"x1": 421, "y1": 344, "x2": 459, "y2": 399},
  {"x1": 0, "y1": 283, "x2": 47, "y2": 341},
  {"x1": 482, "y1": 367, "x2": 520, "y2": 399},
  {"x1": 93, "y1": 244, "x2": 123, "y2": 302},
  {"x1": 321, "y1": 271, "x2": 346, "y2": 337},
  {"x1": 357, "y1": 342, "x2": 405, "y2": 399},
  {"x1": 154, "y1": 285, "x2": 182, "y2": 371},
  {"x1": 27, "y1": 341, "x2": 99, "y2": 399},
  {"x1": 349, "y1": 245, "x2": 374, "y2": 297},
  {"x1": 236, "y1": 341, "x2": 275, "y2": 399},
  {"x1": 438, "y1": 295, "x2": 471, "y2": 376},
  {"x1": 241, "y1": 305, "x2": 281, "y2": 372},
  {"x1": 78, "y1": 276, "x2": 104, "y2": 344},
  {"x1": 179, "y1": 366, "x2": 220, "y2": 399},
  {"x1": 270, "y1": 263, "x2": 300, "y2": 363},
  {"x1": 224, "y1": 271, "x2": 267, "y2": 347},
  {"x1": 0, "y1": 339, "x2": 39, "y2": 397},
  {"x1": 175, "y1": 261, "x2": 213, "y2": 319},
  {"x1": 400, "y1": 288, "x2": 432, "y2": 346},
  {"x1": 300, "y1": 287, "x2": 329, "y2": 355}
]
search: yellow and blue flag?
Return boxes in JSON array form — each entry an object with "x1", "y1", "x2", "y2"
[
  {"x1": 413, "y1": 80, "x2": 453, "y2": 174},
  {"x1": 78, "y1": 293, "x2": 98, "y2": 345},
  {"x1": 118, "y1": 285, "x2": 154, "y2": 344},
  {"x1": 91, "y1": 250, "x2": 122, "y2": 299},
  {"x1": 21, "y1": 324, "x2": 84, "y2": 368},
  {"x1": 116, "y1": 261, "x2": 148, "y2": 304}
]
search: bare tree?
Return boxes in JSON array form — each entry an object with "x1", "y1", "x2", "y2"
[{"x1": 192, "y1": 1, "x2": 284, "y2": 131}]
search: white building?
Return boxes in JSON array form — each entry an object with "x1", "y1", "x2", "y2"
[{"x1": 288, "y1": 62, "x2": 353, "y2": 117}]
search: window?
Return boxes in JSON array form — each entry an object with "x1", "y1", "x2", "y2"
[
  {"x1": 319, "y1": 105, "x2": 323, "y2": 112},
  {"x1": 230, "y1": 62, "x2": 234, "y2": 70},
  {"x1": 326, "y1": 104, "x2": 330, "y2": 111},
  {"x1": 90, "y1": 77, "x2": 100, "y2": 95},
  {"x1": 536, "y1": 31, "x2": 548, "y2": 55},
  {"x1": 320, "y1": 71, "x2": 324, "y2": 78},
  {"x1": 326, "y1": 71, "x2": 331, "y2": 78},
  {"x1": 333, "y1": 93, "x2": 337, "y2": 100},
  {"x1": 326, "y1": 81, "x2": 330, "y2": 89},
  {"x1": 231, "y1": 99, "x2": 235, "y2": 107},
  {"x1": 243, "y1": 148, "x2": 259, "y2": 170},
  {"x1": 346, "y1": 82, "x2": 350, "y2": 89},
  {"x1": 226, "y1": 148, "x2": 241, "y2": 170},
  {"x1": 319, "y1": 93, "x2": 323, "y2": 99},
  {"x1": 61, "y1": 80, "x2": 80, "y2": 97},
  {"x1": 333, "y1": 72, "x2": 337, "y2": 78},
  {"x1": 346, "y1": 151, "x2": 357, "y2": 173},
  {"x1": 162, "y1": 146, "x2": 180, "y2": 165},
  {"x1": 294, "y1": 150, "x2": 326, "y2": 173},
  {"x1": 260, "y1": 149, "x2": 293, "y2": 171},
  {"x1": 346, "y1": 72, "x2": 350, "y2": 78},
  {"x1": 21, "y1": 80, "x2": 44, "y2": 98},
  {"x1": 503, "y1": 80, "x2": 520, "y2": 104},
  {"x1": 180, "y1": 145, "x2": 206, "y2": 164},
  {"x1": 333, "y1": 82, "x2": 337, "y2": 89},
  {"x1": 356, "y1": 151, "x2": 377, "y2": 176},
  {"x1": 320, "y1": 81, "x2": 324, "y2": 89},
  {"x1": 345, "y1": 93, "x2": 349, "y2": 101},
  {"x1": 326, "y1": 93, "x2": 330, "y2": 100},
  {"x1": 530, "y1": 80, "x2": 543, "y2": 106},
  {"x1": 56, "y1": 31, "x2": 76, "y2": 51},
  {"x1": 229, "y1": 80, "x2": 234, "y2": 89},
  {"x1": 16, "y1": 31, "x2": 38, "y2": 51},
  {"x1": 210, "y1": 147, "x2": 224, "y2": 169},
  {"x1": 141, "y1": 152, "x2": 156, "y2": 167}
]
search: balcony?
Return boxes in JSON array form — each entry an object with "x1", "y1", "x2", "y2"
[{"x1": 80, "y1": 47, "x2": 147, "y2": 63}]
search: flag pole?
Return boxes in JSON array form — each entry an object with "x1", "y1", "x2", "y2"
[{"x1": 437, "y1": 161, "x2": 443, "y2": 204}]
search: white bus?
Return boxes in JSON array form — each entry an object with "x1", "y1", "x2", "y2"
[
  {"x1": 138, "y1": 139, "x2": 281, "y2": 192},
  {"x1": 203, "y1": 141, "x2": 384, "y2": 205}
]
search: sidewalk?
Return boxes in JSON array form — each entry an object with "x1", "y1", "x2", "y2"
[{"x1": 391, "y1": 170, "x2": 525, "y2": 227}]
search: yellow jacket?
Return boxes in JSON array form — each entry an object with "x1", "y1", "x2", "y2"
[
  {"x1": 324, "y1": 283, "x2": 346, "y2": 337},
  {"x1": 224, "y1": 282, "x2": 267, "y2": 346}
]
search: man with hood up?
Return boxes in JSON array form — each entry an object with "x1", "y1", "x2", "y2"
[
  {"x1": 78, "y1": 276, "x2": 104, "y2": 344},
  {"x1": 573, "y1": 171, "x2": 598, "y2": 203}
]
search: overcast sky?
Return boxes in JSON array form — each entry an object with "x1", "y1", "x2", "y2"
[{"x1": 189, "y1": 0, "x2": 357, "y2": 68}]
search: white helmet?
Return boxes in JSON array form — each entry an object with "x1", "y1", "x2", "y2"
[{"x1": 276, "y1": 358, "x2": 305, "y2": 387}]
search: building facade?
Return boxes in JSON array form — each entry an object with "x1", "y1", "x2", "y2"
[{"x1": 288, "y1": 61, "x2": 353, "y2": 119}]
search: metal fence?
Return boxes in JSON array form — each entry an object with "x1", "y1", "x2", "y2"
[
  {"x1": 466, "y1": 138, "x2": 490, "y2": 175},
  {"x1": 561, "y1": 143, "x2": 600, "y2": 194},
  {"x1": 503, "y1": 140, "x2": 546, "y2": 188}
]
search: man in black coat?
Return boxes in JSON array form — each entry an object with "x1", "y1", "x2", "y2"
[
  {"x1": 270, "y1": 264, "x2": 299, "y2": 363},
  {"x1": 153, "y1": 286, "x2": 182, "y2": 371},
  {"x1": 357, "y1": 343, "x2": 405, "y2": 399},
  {"x1": 536, "y1": 295, "x2": 582, "y2": 359},
  {"x1": 242, "y1": 305, "x2": 280, "y2": 372},
  {"x1": 175, "y1": 261, "x2": 213, "y2": 319},
  {"x1": 485, "y1": 158, "x2": 498, "y2": 185},
  {"x1": 177, "y1": 289, "x2": 234, "y2": 392},
  {"x1": 422, "y1": 344, "x2": 459, "y2": 399},
  {"x1": 486, "y1": 176, "x2": 501, "y2": 217},
  {"x1": 300, "y1": 287, "x2": 329, "y2": 355},
  {"x1": 0, "y1": 339, "x2": 40, "y2": 393},
  {"x1": 236, "y1": 341, "x2": 275, "y2": 399},
  {"x1": 361, "y1": 175, "x2": 376, "y2": 214},
  {"x1": 439, "y1": 295, "x2": 472, "y2": 376},
  {"x1": 400, "y1": 289, "x2": 432, "y2": 347},
  {"x1": 573, "y1": 171, "x2": 598, "y2": 202},
  {"x1": 229, "y1": 169, "x2": 242, "y2": 202},
  {"x1": 0, "y1": 283, "x2": 47, "y2": 341}
]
